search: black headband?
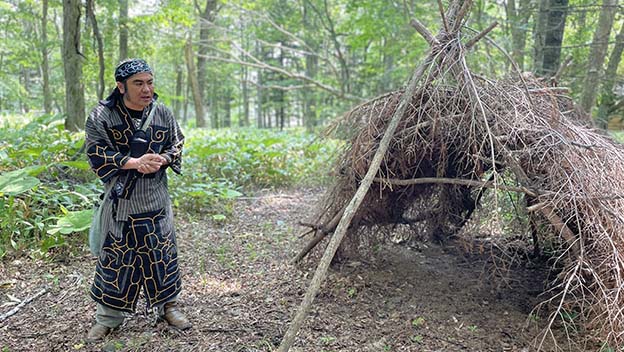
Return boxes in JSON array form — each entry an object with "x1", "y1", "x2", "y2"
[{"x1": 114, "y1": 58, "x2": 152, "y2": 82}]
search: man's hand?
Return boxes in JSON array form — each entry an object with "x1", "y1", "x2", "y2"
[{"x1": 124, "y1": 154, "x2": 167, "y2": 174}]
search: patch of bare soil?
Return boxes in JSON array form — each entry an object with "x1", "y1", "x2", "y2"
[{"x1": 0, "y1": 188, "x2": 587, "y2": 352}]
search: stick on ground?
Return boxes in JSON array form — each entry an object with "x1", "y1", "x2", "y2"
[{"x1": 0, "y1": 288, "x2": 48, "y2": 322}]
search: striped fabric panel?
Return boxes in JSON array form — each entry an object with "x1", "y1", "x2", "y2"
[{"x1": 85, "y1": 102, "x2": 185, "y2": 221}]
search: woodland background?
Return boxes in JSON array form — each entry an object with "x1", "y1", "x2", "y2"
[
  {"x1": 0, "y1": 0, "x2": 624, "y2": 266},
  {"x1": 1, "y1": 1, "x2": 624, "y2": 351}
]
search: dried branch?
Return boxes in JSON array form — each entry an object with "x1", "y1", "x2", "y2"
[
  {"x1": 437, "y1": 0, "x2": 449, "y2": 32},
  {"x1": 410, "y1": 18, "x2": 438, "y2": 46},
  {"x1": 374, "y1": 176, "x2": 538, "y2": 197},
  {"x1": 0, "y1": 288, "x2": 48, "y2": 322},
  {"x1": 465, "y1": 21, "x2": 498, "y2": 49}
]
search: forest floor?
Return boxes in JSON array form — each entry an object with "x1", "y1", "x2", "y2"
[{"x1": 0, "y1": 187, "x2": 592, "y2": 352}]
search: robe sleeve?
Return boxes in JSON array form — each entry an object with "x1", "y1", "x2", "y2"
[{"x1": 85, "y1": 105, "x2": 130, "y2": 183}]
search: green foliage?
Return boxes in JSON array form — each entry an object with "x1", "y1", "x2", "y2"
[
  {"x1": 170, "y1": 127, "x2": 341, "y2": 217},
  {"x1": 179, "y1": 127, "x2": 341, "y2": 188},
  {"x1": 609, "y1": 131, "x2": 624, "y2": 143},
  {"x1": 0, "y1": 114, "x2": 98, "y2": 259},
  {"x1": 319, "y1": 335, "x2": 336, "y2": 345},
  {"x1": 411, "y1": 316, "x2": 425, "y2": 328},
  {"x1": 0, "y1": 115, "x2": 341, "y2": 259}
]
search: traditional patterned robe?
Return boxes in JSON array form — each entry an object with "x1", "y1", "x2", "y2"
[{"x1": 85, "y1": 95, "x2": 184, "y2": 312}]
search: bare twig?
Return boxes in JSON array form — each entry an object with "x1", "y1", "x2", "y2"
[
  {"x1": 465, "y1": 22, "x2": 498, "y2": 49},
  {"x1": 374, "y1": 176, "x2": 538, "y2": 197},
  {"x1": 410, "y1": 18, "x2": 438, "y2": 46},
  {"x1": 0, "y1": 288, "x2": 48, "y2": 322},
  {"x1": 437, "y1": 0, "x2": 449, "y2": 32}
]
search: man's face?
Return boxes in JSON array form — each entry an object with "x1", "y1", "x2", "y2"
[{"x1": 117, "y1": 72, "x2": 154, "y2": 110}]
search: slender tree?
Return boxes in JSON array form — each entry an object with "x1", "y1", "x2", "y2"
[
  {"x1": 580, "y1": 0, "x2": 618, "y2": 115},
  {"x1": 196, "y1": 0, "x2": 219, "y2": 122},
  {"x1": 62, "y1": 0, "x2": 85, "y2": 131},
  {"x1": 533, "y1": 0, "x2": 569, "y2": 76},
  {"x1": 505, "y1": 0, "x2": 532, "y2": 69},
  {"x1": 41, "y1": 0, "x2": 52, "y2": 114},
  {"x1": 87, "y1": 0, "x2": 105, "y2": 100},
  {"x1": 174, "y1": 65, "x2": 184, "y2": 119},
  {"x1": 256, "y1": 41, "x2": 265, "y2": 128},
  {"x1": 308, "y1": 0, "x2": 350, "y2": 94},
  {"x1": 185, "y1": 35, "x2": 206, "y2": 127},
  {"x1": 302, "y1": 0, "x2": 319, "y2": 130},
  {"x1": 119, "y1": 0, "x2": 128, "y2": 60},
  {"x1": 239, "y1": 10, "x2": 250, "y2": 127},
  {"x1": 596, "y1": 19, "x2": 624, "y2": 127}
]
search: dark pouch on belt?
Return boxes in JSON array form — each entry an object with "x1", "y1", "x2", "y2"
[{"x1": 130, "y1": 129, "x2": 149, "y2": 158}]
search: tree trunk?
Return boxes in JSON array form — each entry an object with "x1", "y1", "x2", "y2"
[
  {"x1": 174, "y1": 65, "x2": 183, "y2": 119},
  {"x1": 41, "y1": 0, "x2": 52, "y2": 114},
  {"x1": 21, "y1": 67, "x2": 30, "y2": 113},
  {"x1": 119, "y1": 0, "x2": 128, "y2": 60},
  {"x1": 380, "y1": 37, "x2": 395, "y2": 93},
  {"x1": 197, "y1": 0, "x2": 218, "y2": 113},
  {"x1": 87, "y1": 0, "x2": 105, "y2": 100},
  {"x1": 318, "y1": 0, "x2": 350, "y2": 94},
  {"x1": 223, "y1": 88, "x2": 231, "y2": 128},
  {"x1": 303, "y1": 0, "x2": 319, "y2": 130},
  {"x1": 580, "y1": 0, "x2": 618, "y2": 116},
  {"x1": 240, "y1": 64, "x2": 249, "y2": 127},
  {"x1": 533, "y1": 0, "x2": 568, "y2": 76},
  {"x1": 62, "y1": 0, "x2": 85, "y2": 131},
  {"x1": 183, "y1": 75, "x2": 189, "y2": 124},
  {"x1": 184, "y1": 36, "x2": 205, "y2": 127},
  {"x1": 239, "y1": 12, "x2": 250, "y2": 127},
  {"x1": 278, "y1": 44, "x2": 285, "y2": 130},
  {"x1": 596, "y1": 19, "x2": 624, "y2": 128},
  {"x1": 505, "y1": 0, "x2": 531, "y2": 69},
  {"x1": 256, "y1": 42, "x2": 264, "y2": 128}
]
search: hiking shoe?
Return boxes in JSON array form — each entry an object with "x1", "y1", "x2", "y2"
[
  {"x1": 162, "y1": 302, "x2": 192, "y2": 330},
  {"x1": 86, "y1": 323, "x2": 111, "y2": 342}
]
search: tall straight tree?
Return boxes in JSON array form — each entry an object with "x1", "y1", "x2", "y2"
[
  {"x1": 238, "y1": 10, "x2": 250, "y2": 127},
  {"x1": 597, "y1": 20, "x2": 624, "y2": 127},
  {"x1": 87, "y1": 0, "x2": 105, "y2": 100},
  {"x1": 185, "y1": 35, "x2": 206, "y2": 127},
  {"x1": 119, "y1": 0, "x2": 128, "y2": 60},
  {"x1": 41, "y1": 0, "x2": 52, "y2": 113},
  {"x1": 196, "y1": 0, "x2": 219, "y2": 122},
  {"x1": 533, "y1": 0, "x2": 569, "y2": 76},
  {"x1": 62, "y1": 0, "x2": 85, "y2": 131},
  {"x1": 580, "y1": 0, "x2": 618, "y2": 116},
  {"x1": 255, "y1": 40, "x2": 265, "y2": 128},
  {"x1": 302, "y1": 0, "x2": 319, "y2": 130},
  {"x1": 173, "y1": 65, "x2": 184, "y2": 119},
  {"x1": 505, "y1": 0, "x2": 532, "y2": 69}
]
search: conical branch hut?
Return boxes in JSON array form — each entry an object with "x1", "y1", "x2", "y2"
[{"x1": 292, "y1": 1, "x2": 624, "y2": 349}]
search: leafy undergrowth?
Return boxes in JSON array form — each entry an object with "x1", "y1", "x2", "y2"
[
  {"x1": 0, "y1": 113, "x2": 341, "y2": 259},
  {"x1": 609, "y1": 130, "x2": 624, "y2": 143}
]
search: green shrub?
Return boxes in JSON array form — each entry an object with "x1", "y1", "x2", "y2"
[
  {"x1": 181, "y1": 128, "x2": 341, "y2": 188},
  {"x1": 609, "y1": 130, "x2": 624, "y2": 143},
  {"x1": 0, "y1": 114, "x2": 98, "y2": 258},
  {"x1": 0, "y1": 115, "x2": 341, "y2": 258}
]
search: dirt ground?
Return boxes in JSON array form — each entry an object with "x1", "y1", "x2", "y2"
[{"x1": 0, "y1": 188, "x2": 590, "y2": 352}]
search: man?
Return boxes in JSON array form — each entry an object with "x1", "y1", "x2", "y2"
[{"x1": 85, "y1": 58, "x2": 190, "y2": 342}]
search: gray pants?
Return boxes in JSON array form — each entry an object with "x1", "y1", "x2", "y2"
[{"x1": 95, "y1": 295, "x2": 178, "y2": 328}]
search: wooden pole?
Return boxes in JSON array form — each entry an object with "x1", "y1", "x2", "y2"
[
  {"x1": 277, "y1": 3, "x2": 471, "y2": 350},
  {"x1": 276, "y1": 52, "x2": 436, "y2": 352}
]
